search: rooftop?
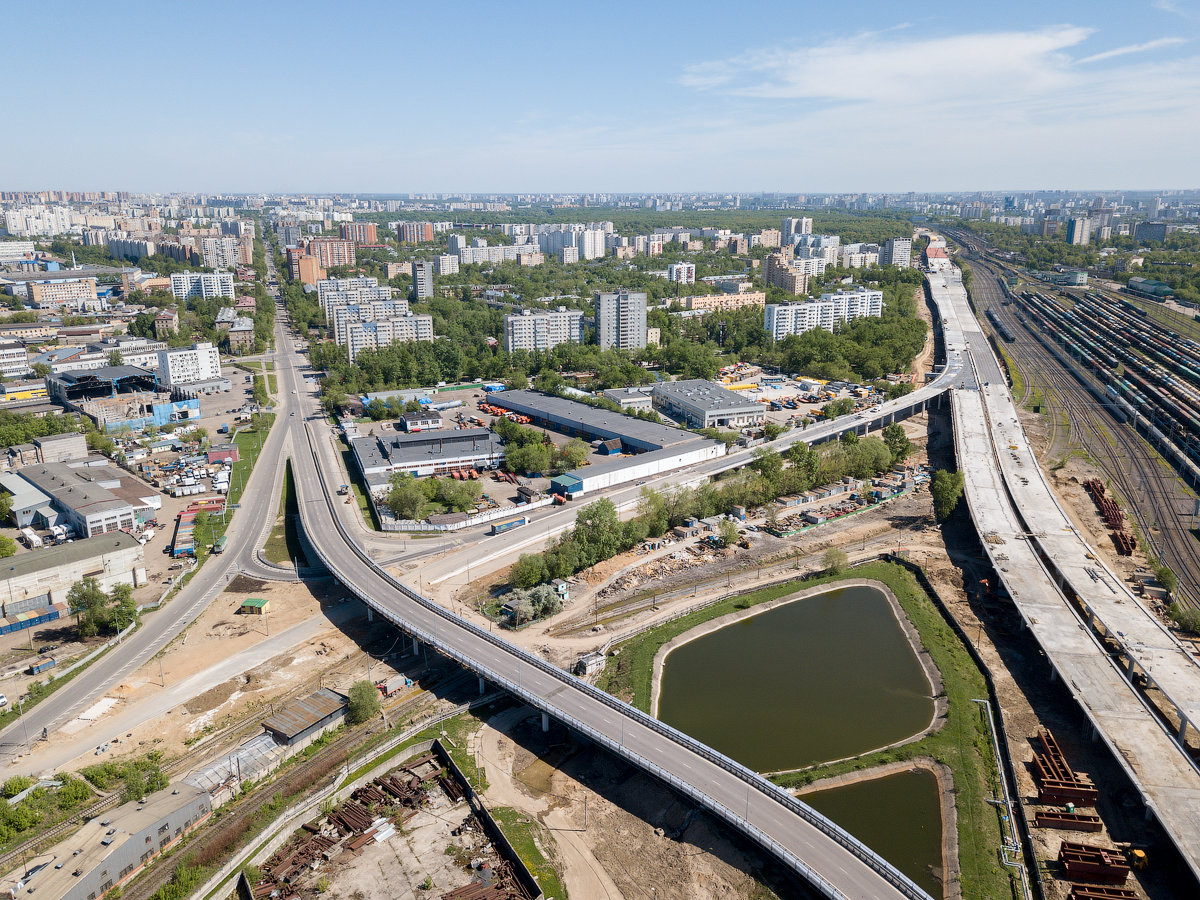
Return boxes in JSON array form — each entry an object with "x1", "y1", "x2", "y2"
[
  {"x1": 651, "y1": 379, "x2": 764, "y2": 413},
  {"x1": 492, "y1": 390, "x2": 693, "y2": 450},
  {"x1": 18, "y1": 462, "x2": 140, "y2": 519},
  {"x1": 262, "y1": 688, "x2": 346, "y2": 741},
  {"x1": 0, "y1": 531, "x2": 141, "y2": 582},
  {"x1": 353, "y1": 428, "x2": 503, "y2": 476}
]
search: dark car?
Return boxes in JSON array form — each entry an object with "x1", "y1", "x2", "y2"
[{"x1": 37, "y1": 645, "x2": 58, "y2": 655}]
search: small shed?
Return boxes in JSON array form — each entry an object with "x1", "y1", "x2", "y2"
[
  {"x1": 207, "y1": 444, "x2": 241, "y2": 464},
  {"x1": 596, "y1": 438, "x2": 623, "y2": 455},
  {"x1": 239, "y1": 597, "x2": 269, "y2": 615},
  {"x1": 262, "y1": 688, "x2": 347, "y2": 749},
  {"x1": 574, "y1": 651, "x2": 606, "y2": 677}
]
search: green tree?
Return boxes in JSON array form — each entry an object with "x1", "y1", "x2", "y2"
[
  {"x1": 930, "y1": 469, "x2": 966, "y2": 521},
  {"x1": 107, "y1": 350, "x2": 123, "y2": 367},
  {"x1": 882, "y1": 423, "x2": 912, "y2": 464},
  {"x1": 67, "y1": 577, "x2": 109, "y2": 638},
  {"x1": 0, "y1": 535, "x2": 14, "y2": 559},
  {"x1": 347, "y1": 679, "x2": 381, "y2": 724},
  {"x1": 385, "y1": 473, "x2": 426, "y2": 520},
  {"x1": 750, "y1": 447, "x2": 784, "y2": 486},
  {"x1": 718, "y1": 517, "x2": 741, "y2": 547},
  {"x1": 30, "y1": 363, "x2": 51, "y2": 378},
  {"x1": 509, "y1": 553, "x2": 549, "y2": 589},
  {"x1": 556, "y1": 438, "x2": 590, "y2": 472},
  {"x1": 823, "y1": 546, "x2": 849, "y2": 575},
  {"x1": 122, "y1": 768, "x2": 146, "y2": 803},
  {"x1": 1156, "y1": 565, "x2": 1178, "y2": 595}
]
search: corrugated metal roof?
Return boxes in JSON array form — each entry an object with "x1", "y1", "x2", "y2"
[{"x1": 261, "y1": 688, "x2": 346, "y2": 741}]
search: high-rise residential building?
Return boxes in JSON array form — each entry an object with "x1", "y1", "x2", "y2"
[
  {"x1": 781, "y1": 217, "x2": 813, "y2": 242},
  {"x1": 435, "y1": 254, "x2": 459, "y2": 275},
  {"x1": 398, "y1": 221, "x2": 435, "y2": 243},
  {"x1": 170, "y1": 271, "x2": 235, "y2": 300},
  {"x1": 667, "y1": 263, "x2": 696, "y2": 284},
  {"x1": 595, "y1": 290, "x2": 647, "y2": 351},
  {"x1": 448, "y1": 233, "x2": 469, "y2": 255},
  {"x1": 756, "y1": 229, "x2": 782, "y2": 248},
  {"x1": 880, "y1": 237, "x2": 912, "y2": 268},
  {"x1": 1066, "y1": 217, "x2": 1091, "y2": 246},
  {"x1": 764, "y1": 286, "x2": 884, "y2": 340},
  {"x1": 107, "y1": 237, "x2": 156, "y2": 261},
  {"x1": 838, "y1": 243, "x2": 880, "y2": 268},
  {"x1": 411, "y1": 260, "x2": 434, "y2": 299},
  {"x1": 329, "y1": 301, "x2": 411, "y2": 343},
  {"x1": 156, "y1": 342, "x2": 222, "y2": 386},
  {"x1": 578, "y1": 228, "x2": 607, "y2": 260},
  {"x1": 201, "y1": 236, "x2": 239, "y2": 269},
  {"x1": 306, "y1": 238, "x2": 355, "y2": 268},
  {"x1": 503, "y1": 307, "x2": 585, "y2": 352},
  {"x1": 763, "y1": 254, "x2": 808, "y2": 295},
  {"x1": 340, "y1": 222, "x2": 378, "y2": 244},
  {"x1": 345, "y1": 315, "x2": 435, "y2": 362},
  {"x1": 559, "y1": 246, "x2": 579, "y2": 264},
  {"x1": 237, "y1": 234, "x2": 254, "y2": 266}
]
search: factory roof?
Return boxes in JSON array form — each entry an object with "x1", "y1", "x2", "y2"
[
  {"x1": 262, "y1": 688, "x2": 347, "y2": 742},
  {"x1": 0, "y1": 532, "x2": 141, "y2": 582},
  {"x1": 651, "y1": 379, "x2": 763, "y2": 413},
  {"x1": 18, "y1": 462, "x2": 138, "y2": 519},
  {"x1": 492, "y1": 390, "x2": 692, "y2": 450},
  {"x1": 352, "y1": 427, "x2": 503, "y2": 474}
]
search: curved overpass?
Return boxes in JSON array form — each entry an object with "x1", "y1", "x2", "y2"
[{"x1": 276, "y1": 336, "x2": 929, "y2": 899}]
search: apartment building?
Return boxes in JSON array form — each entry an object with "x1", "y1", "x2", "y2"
[
  {"x1": 340, "y1": 222, "x2": 378, "y2": 244},
  {"x1": 397, "y1": 221, "x2": 435, "y2": 243},
  {"x1": 763, "y1": 253, "x2": 808, "y2": 295},
  {"x1": 108, "y1": 236, "x2": 156, "y2": 261},
  {"x1": 228, "y1": 317, "x2": 256, "y2": 353},
  {"x1": 316, "y1": 276, "x2": 391, "y2": 308},
  {"x1": 679, "y1": 291, "x2": 766, "y2": 313},
  {"x1": 156, "y1": 342, "x2": 222, "y2": 386},
  {"x1": 345, "y1": 315, "x2": 434, "y2": 362},
  {"x1": 307, "y1": 238, "x2": 355, "y2": 269},
  {"x1": 764, "y1": 286, "x2": 884, "y2": 340},
  {"x1": 329, "y1": 300, "x2": 411, "y2": 343},
  {"x1": 880, "y1": 237, "x2": 912, "y2": 267},
  {"x1": 781, "y1": 217, "x2": 813, "y2": 242},
  {"x1": 435, "y1": 253, "x2": 459, "y2": 275},
  {"x1": 200, "y1": 237, "x2": 239, "y2": 269},
  {"x1": 595, "y1": 290, "x2": 647, "y2": 351},
  {"x1": 170, "y1": 271, "x2": 234, "y2": 300},
  {"x1": 503, "y1": 307, "x2": 585, "y2": 352},
  {"x1": 667, "y1": 263, "x2": 696, "y2": 284},
  {"x1": 410, "y1": 260, "x2": 434, "y2": 300}
]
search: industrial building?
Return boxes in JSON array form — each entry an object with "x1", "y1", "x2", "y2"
[
  {"x1": 550, "y1": 441, "x2": 724, "y2": 498},
  {"x1": 17, "y1": 462, "x2": 160, "y2": 536},
  {"x1": 0, "y1": 531, "x2": 144, "y2": 615},
  {"x1": 261, "y1": 688, "x2": 348, "y2": 753},
  {"x1": 490, "y1": 390, "x2": 695, "y2": 452},
  {"x1": 650, "y1": 379, "x2": 766, "y2": 429},
  {"x1": 47, "y1": 366, "x2": 201, "y2": 432},
  {"x1": 600, "y1": 386, "x2": 654, "y2": 412},
  {"x1": 352, "y1": 427, "x2": 505, "y2": 490},
  {"x1": 0, "y1": 784, "x2": 211, "y2": 900}
]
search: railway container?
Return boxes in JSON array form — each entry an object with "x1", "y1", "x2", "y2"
[{"x1": 490, "y1": 516, "x2": 528, "y2": 535}]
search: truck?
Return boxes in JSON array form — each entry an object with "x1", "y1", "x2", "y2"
[
  {"x1": 375, "y1": 674, "x2": 413, "y2": 697},
  {"x1": 218, "y1": 423, "x2": 230, "y2": 434},
  {"x1": 19, "y1": 528, "x2": 42, "y2": 550},
  {"x1": 212, "y1": 535, "x2": 228, "y2": 555},
  {"x1": 337, "y1": 484, "x2": 350, "y2": 496},
  {"x1": 489, "y1": 516, "x2": 528, "y2": 535},
  {"x1": 50, "y1": 525, "x2": 68, "y2": 544},
  {"x1": 483, "y1": 383, "x2": 506, "y2": 393}
]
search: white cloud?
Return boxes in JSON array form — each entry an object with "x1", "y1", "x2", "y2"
[{"x1": 1078, "y1": 36, "x2": 1187, "y2": 63}]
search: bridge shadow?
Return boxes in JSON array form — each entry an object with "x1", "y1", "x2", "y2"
[
  {"x1": 927, "y1": 404, "x2": 1195, "y2": 897},
  {"x1": 486, "y1": 706, "x2": 813, "y2": 899}
]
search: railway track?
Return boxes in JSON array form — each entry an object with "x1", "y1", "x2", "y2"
[{"x1": 972, "y1": 260, "x2": 1200, "y2": 608}]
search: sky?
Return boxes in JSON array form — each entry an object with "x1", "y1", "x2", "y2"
[{"x1": 7, "y1": 0, "x2": 1200, "y2": 194}]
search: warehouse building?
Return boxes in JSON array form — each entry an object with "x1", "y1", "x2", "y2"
[
  {"x1": 0, "y1": 784, "x2": 212, "y2": 900},
  {"x1": 549, "y1": 440, "x2": 725, "y2": 498},
  {"x1": 650, "y1": 379, "x2": 765, "y2": 429},
  {"x1": 489, "y1": 390, "x2": 694, "y2": 452},
  {"x1": 351, "y1": 427, "x2": 505, "y2": 490},
  {"x1": 261, "y1": 688, "x2": 348, "y2": 754},
  {"x1": 18, "y1": 462, "x2": 161, "y2": 536},
  {"x1": 600, "y1": 386, "x2": 655, "y2": 412},
  {"x1": 0, "y1": 532, "x2": 144, "y2": 616}
]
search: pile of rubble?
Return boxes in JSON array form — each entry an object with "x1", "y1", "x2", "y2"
[{"x1": 593, "y1": 545, "x2": 724, "y2": 601}]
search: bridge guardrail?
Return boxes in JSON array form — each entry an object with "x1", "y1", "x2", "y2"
[{"x1": 295, "y1": 428, "x2": 931, "y2": 900}]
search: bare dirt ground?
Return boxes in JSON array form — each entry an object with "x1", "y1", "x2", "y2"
[
  {"x1": 473, "y1": 706, "x2": 792, "y2": 900},
  {"x1": 912, "y1": 286, "x2": 937, "y2": 379}
]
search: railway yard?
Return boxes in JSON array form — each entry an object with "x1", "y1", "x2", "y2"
[{"x1": 962, "y1": 250, "x2": 1200, "y2": 612}]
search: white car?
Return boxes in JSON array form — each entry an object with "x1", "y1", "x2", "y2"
[{"x1": 0, "y1": 694, "x2": 8, "y2": 707}]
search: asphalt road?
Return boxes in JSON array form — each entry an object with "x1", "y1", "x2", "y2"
[{"x1": 276, "y1": 323, "x2": 930, "y2": 898}]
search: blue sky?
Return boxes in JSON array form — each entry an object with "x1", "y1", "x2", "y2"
[{"x1": 8, "y1": 0, "x2": 1200, "y2": 193}]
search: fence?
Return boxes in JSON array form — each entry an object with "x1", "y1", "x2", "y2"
[{"x1": 378, "y1": 496, "x2": 554, "y2": 533}]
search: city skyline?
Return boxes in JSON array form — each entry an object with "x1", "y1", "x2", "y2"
[{"x1": 8, "y1": 1, "x2": 1200, "y2": 193}]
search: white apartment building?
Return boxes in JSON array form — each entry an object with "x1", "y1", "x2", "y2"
[
  {"x1": 667, "y1": 263, "x2": 696, "y2": 284},
  {"x1": 880, "y1": 237, "x2": 912, "y2": 268},
  {"x1": 559, "y1": 246, "x2": 579, "y2": 264},
  {"x1": 170, "y1": 271, "x2": 235, "y2": 300},
  {"x1": 329, "y1": 300, "x2": 411, "y2": 343},
  {"x1": 156, "y1": 342, "x2": 222, "y2": 386},
  {"x1": 345, "y1": 315, "x2": 435, "y2": 362},
  {"x1": 3, "y1": 206, "x2": 75, "y2": 237},
  {"x1": 838, "y1": 243, "x2": 880, "y2": 269},
  {"x1": 781, "y1": 217, "x2": 813, "y2": 242},
  {"x1": 435, "y1": 254, "x2": 459, "y2": 275},
  {"x1": 794, "y1": 234, "x2": 841, "y2": 264},
  {"x1": 578, "y1": 229, "x2": 607, "y2": 260},
  {"x1": 764, "y1": 287, "x2": 884, "y2": 340},
  {"x1": 201, "y1": 237, "x2": 240, "y2": 269},
  {"x1": 503, "y1": 307, "x2": 585, "y2": 353},
  {"x1": 595, "y1": 290, "x2": 647, "y2": 351},
  {"x1": 316, "y1": 276, "x2": 389, "y2": 309}
]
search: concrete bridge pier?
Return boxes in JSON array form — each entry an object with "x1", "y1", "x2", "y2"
[
  {"x1": 367, "y1": 607, "x2": 374, "y2": 623},
  {"x1": 412, "y1": 636, "x2": 419, "y2": 656},
  {"x1": 541, "y1": 711, "x2": 550, "y2": 732},
  {"x1": 479, "y1": 676, "x2": 486, "y2": 695},
  {"x1": 1180, "y1": 718, "x2": 1189, "y2": 742}
]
